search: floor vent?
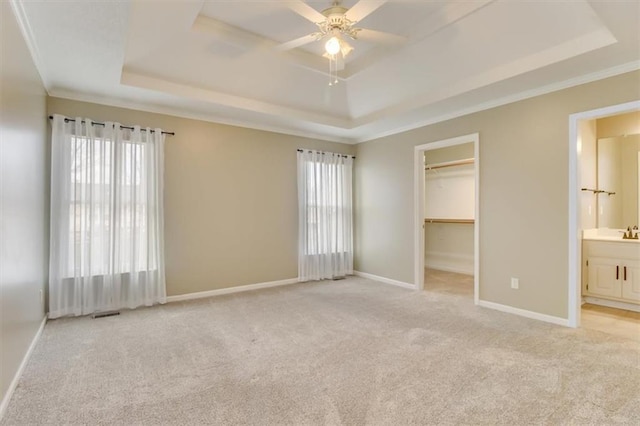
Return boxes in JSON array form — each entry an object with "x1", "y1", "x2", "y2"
[{"x1": 92, "y1": 311, "x2": 120, "y2": 319}]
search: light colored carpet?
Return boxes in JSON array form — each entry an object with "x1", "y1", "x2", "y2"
[{"x1": 2, "y1": 276, "x2": 639, "y2": 425}]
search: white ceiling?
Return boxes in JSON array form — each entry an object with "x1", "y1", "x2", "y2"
[{"x1": 12, "y1": 0, "x2": 640, "y2": 143}]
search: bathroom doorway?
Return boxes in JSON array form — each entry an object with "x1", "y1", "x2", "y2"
[
  {"x1": 569, "y1": 101, "x2": 640, "y2": 329},
  {"x1": 414, "y1": 133, "x2": 479, "y2": 304}
]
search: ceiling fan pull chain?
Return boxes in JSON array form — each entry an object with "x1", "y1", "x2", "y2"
[{"x1": 328, "y1": 54, "x2": 339, "y2": 86}]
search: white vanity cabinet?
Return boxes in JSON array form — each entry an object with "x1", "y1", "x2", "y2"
[
  {"x1": 583, "y1": 240, "x2": 640, "y2": 305},
  {"x1": 621, "y1": 260, "x2": 640, "y2": 301}
]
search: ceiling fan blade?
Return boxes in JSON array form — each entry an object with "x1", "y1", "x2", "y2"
[
  {"x1": 355, "y1": 28, "x2": 406, "y2": 45},
  {"x1": 275, "y1": 34, "x2": 318, "y2": 51},
  {"x1": 286, "y1": 0, "x2": 326, "y2": 23},
  {"x1": 346, "y1": 0, "x2": 388, "y2": 23}
]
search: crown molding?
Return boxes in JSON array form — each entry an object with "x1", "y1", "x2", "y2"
[
  {"x1": 47, "y1": 88, "x2": 355, "y2": 144},
  {"x1": 47, "y1": 62, "x2": 639, "y2": 146},
  {"x1": 353, "y1": 26, "x2": 618, "y2": 130},
  {"x1": 121, "y1": 70, "x2": 352, "y2": 130},
  {"x1": 8, "y1": 0, "x2": 50, "y2": 91},
  {"x1": 354, "y1": 61, "x2": 640, "y2": 143}
]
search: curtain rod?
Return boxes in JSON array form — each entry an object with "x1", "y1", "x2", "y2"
[
  {"x1": 297, "y1": 149, "x2": 355, "y2": 159},
  {"x1": 48, "y1": 116, "x2": 175, "y2": 136}
]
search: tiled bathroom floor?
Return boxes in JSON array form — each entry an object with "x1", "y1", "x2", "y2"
[{"x1": 581, "y1": 303, "x2": 640, "y2": 342}]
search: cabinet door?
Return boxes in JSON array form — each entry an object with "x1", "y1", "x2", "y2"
[
  {"x1": 587, "y1": 257, "x2": 622, "y2": 298},
  {"x1": 621, "y1": 260, "x2": 640, "y2": 302}
]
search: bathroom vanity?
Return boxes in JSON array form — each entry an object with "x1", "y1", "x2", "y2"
[{"x1": 582, "y1": 229, "x2": 640, "y2": 310}]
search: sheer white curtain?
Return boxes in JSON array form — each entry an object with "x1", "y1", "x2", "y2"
[
  {"x1": 297, "y1": 150, "x2": 353, "y2": 281},
  {"x1": 49, "y1": 115, "x2": 166, "y2": 318}
]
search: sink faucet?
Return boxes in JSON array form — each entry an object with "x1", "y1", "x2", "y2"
[{"x1": 622, "y1": 226, "x2": 639, "y2": 240}]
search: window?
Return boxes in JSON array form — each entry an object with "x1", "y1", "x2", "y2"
[
  {"x1": 49, "y1": 115, "x2": 166, "y2": 318},
  {"x1": 66, "y1": 136, "x2": 156, "y2": 277},
  {"x1": 302, "y1": 160, "x2": 349, "y2": 255},
  {"x1": 297, "y1": 150, "x2": 353, "y2": 281}
]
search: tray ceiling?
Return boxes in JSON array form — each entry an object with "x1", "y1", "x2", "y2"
[{"x1": 12, "y1": 0, "x2": 640, "y2": 143}]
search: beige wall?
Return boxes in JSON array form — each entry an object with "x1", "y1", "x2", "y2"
[
  {"x1": 596, "y1": 111, "x2": 640, "y2": 139},
  {"x1": 354, "y1": 70, "x2": 640, "y2": 319},
  {"x1": 47, "y1": 97, "x2": 355, "y2": 297},
  {"x1": 0, "y1": 2, "x2": 48, "y2": 405},
  {"x1": 424, "y1": 143, "x2": 475, "y2": 164}
]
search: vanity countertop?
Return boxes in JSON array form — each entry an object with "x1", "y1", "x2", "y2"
[{"x1": 583, "y1": 228, "x2": 640, "y2": 243}]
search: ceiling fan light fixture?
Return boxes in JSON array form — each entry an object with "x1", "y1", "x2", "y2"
[
  {"x1": 324, "y1": 36, "x2": 341, "y2": 55},
  {"x1": 279, "y1": 0, "x2": 401, "y2": 85},
  {"x1": 340, "y1": 40, "x2": 353, "y2": 57}
]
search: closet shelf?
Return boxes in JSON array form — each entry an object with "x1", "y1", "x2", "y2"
[
  {"x1": 425, "y1": 218, "x2": 474, "y2": 224},
  {"x1": 425, "y1": 157, "x2": 474, "y2": 170}
]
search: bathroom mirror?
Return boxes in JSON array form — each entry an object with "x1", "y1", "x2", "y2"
[{"x1": 596, "y1": 134, "x2": 640, "y2": 228}]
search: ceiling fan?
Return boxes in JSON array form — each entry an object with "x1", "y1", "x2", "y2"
[{"x1": 275, "y1": 0, "x2": 405, "y2": 59}]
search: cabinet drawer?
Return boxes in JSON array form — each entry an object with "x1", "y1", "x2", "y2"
[{"x1": 583, "y1": 240, "x2": 639, "y2": 259}]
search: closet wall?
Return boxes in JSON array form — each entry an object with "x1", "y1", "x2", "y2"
[{"x1": 424, "y1": 143, "x2": 475, "y2": 275}]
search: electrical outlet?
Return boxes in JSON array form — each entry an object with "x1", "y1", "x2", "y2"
[{"x1": 511, "y1": 277, "x2": 519, "y2": 289}]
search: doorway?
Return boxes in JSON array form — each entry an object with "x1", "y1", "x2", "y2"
[
  {"x1": 414, "y1": 133, "x2": 479, "y2": 304},
  {"x1": 568, "y1": 100, "x2": 640, "y2": 328}
]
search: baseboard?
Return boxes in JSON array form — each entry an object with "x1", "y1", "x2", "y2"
[
  {"x1": 354, "y1": 271, "x2": 417, "y2": 290},
  {"x1": 0, "y1": 316, "x2": 47, "y2": 421},
  {"x1": 583, "y1": 297, "x2": 640, "y2": 313},
  {"x1": 166, "y1": 278, "x2": 299, "y2": 303},
  {"x1": 477, "y1": 300, "x2": 569, "y2": 327}
]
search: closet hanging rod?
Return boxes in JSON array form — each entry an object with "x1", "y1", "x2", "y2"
[
  {"x1": 48, "y1": 116, "x2": 175, "y2": 136},
  {"x1": 425, "y1": 157, "x2": 474, "y2": 170},
  {"x1": 425, "y1": 218, "x2": 474, "y2": 224}
]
